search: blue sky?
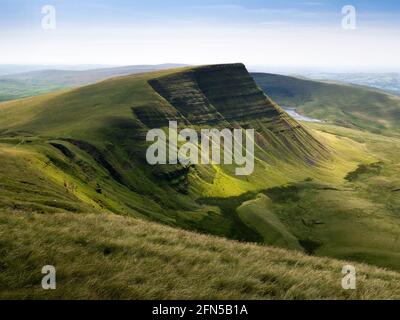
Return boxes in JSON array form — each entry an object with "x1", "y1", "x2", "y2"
[
  {"x1": 1, "y1": 0, "x2": 399, "y2": 70},
  {"x1": 2, "y1": 0, "x2": 400, "y2": 27}
]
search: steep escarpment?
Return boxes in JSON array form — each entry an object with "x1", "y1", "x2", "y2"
[
  {"x1": 193, "y1": 64, "x2": 281, "y2": 121},
  {"x1": 147, "y1": 63, "x2": 329, "y2": 165},
  {"x1": 148, "y1": 64, "x2": 280, "y2": 123}
]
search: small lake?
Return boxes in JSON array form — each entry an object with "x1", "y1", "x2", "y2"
[{"x1": 282, "y1": 107, "x2": 322, "y2": 123}]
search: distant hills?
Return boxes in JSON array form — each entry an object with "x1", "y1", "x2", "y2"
[
  {"x1": 0, "y1": 64, "x2": 117, "y2": 76},
  {"x1": 302, "y1": 72, "x2": 400, "y2": 96},
  {"x1": 0, "y1": 64, "x2": 186, "y2": 102}
]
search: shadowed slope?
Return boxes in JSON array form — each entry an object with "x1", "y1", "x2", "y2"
[{"x1": 148, "y1": 64, "x2": 330, "y2": 166}]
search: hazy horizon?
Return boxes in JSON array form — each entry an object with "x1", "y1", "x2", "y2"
[
  {"x1": 1, "y1": 63, "x2": 400, "y2": 75},
  {"x1": 1, "y1": 0, "x2": 399, "y2": 72}
]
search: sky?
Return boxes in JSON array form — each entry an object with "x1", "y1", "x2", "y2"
[{"x1": 0, "y1": 0, "x2": 400, "y2": 71}]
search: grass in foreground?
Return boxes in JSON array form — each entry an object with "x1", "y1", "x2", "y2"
[{"x1": 0, "y1": 209, "x2": 400, "y2": 300}]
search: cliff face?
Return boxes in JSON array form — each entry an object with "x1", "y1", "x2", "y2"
[
  {"x1": 146, "y1": 63, "x2": 329, "y2": 165},
  {"x1": 148, "y1": 69, "x2": 225, "y2": 125},
  {"x1": 148, "y1": 63, "x2": 280, "y2": 124},
  {"x1": 192, "y1": 64, "x2": 281, "y2": 121}
]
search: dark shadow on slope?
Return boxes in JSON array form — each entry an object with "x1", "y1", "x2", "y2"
[
  {"x1": 60, "y1": 138, "x2": 125, "y2": 186},
  {"x1": 197, "y1": 191, "x2": 263, "y2": 243},
  {"x1": 345, "y1": 162, "x2": 383, "y2": 182}
]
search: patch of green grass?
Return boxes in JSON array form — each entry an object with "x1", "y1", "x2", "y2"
[{"x1": 237, "y1": 194, "x2": 302, "y2": 250}]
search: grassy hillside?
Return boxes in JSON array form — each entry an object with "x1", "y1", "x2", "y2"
[
  {"x1": 252, "y1": 73, "x2": 400, "y2": 135},
  {"x1": 0, "y1": 63, "x2": 399, "y2": 281},
  {"x1": 0, "y1": 64, "x2": 185, "y2": 102},
  {"x1": 1, "y1": 209, "x2": 400, "y2": 300}
]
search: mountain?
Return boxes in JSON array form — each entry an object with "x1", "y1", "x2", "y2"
[
  {"x1": 252, "y1": 72, "x2": 400, "y2": 135},
  {"x1": 0, "y1": 63, "x2": 332, "y2": 243},
  {"x1": 0, "y1": 64, "x2": 186, "y2": 102},
  {"x1": 1, "y1": 63, "x2": 400, "y2": 280}
]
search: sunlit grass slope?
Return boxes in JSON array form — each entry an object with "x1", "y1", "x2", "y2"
[{"x1": 1, "y1": 209, "x2": 400, "y2": 300}]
